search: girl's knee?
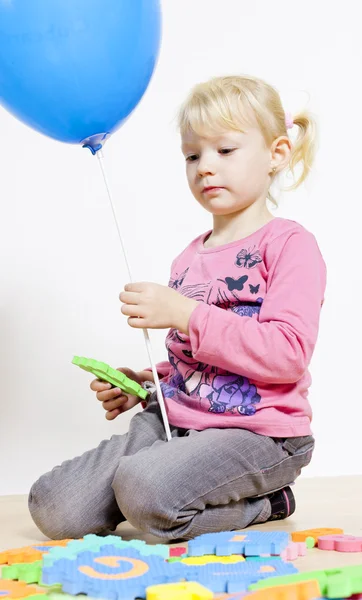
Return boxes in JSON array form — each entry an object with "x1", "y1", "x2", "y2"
[
  {"x1": 112, "y1": 460, "x2": 173, "y2": 535},
  {"x1": 28, "y1": 472, "x2": 92, "y2": 540}
]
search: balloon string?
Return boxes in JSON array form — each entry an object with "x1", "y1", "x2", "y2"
[{"x1": 96, "y1": 150, "x2": 172, "y2": 442}]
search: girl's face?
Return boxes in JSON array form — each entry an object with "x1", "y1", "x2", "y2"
[{"x1": 181, "y1": 127, "x2": 272, "y2": 216}]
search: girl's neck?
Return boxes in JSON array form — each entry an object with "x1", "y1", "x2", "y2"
[{"x1": 205, "y1": 203, "x2": 275, "y2": 248}]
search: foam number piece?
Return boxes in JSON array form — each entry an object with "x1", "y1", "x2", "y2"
[
  {"x1": 291, "y1": 528, "x2": 343, "y2": 544},
  {"x1": 41, "y1": 546, "x2": 184, "y2": 600},
  {"x1": 249, "y1": 564, "x2": 362, "y2": 599},
  {"x1": 188, "y1": 531, "x2": 290, "y2": 557},
  {"x1": 146, "y1": 582, "x2": 214, "y2": 599},
  {"x1": 318, "y1": 534, "x2": 362, "y2": 552},
  {"x1": 0, "y1": 0, "x2": 161, "y2": 153},
  {"x1": 280, "y1": 542, "x2": 307, "y2": 561},
  {"x1": 0, "y1": 541, "x2": 71, "y2": 566},
  {"x1": 0, "y1": 580, "x2": 45, "y2": 599},
  {"x1": 72, "y1": 357, "x2": 149, "y2": 400},
  {"x1": 243, "y1": 579, "x2": 321, "y2": 599}
]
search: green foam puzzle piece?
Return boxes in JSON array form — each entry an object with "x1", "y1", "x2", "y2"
[
  {"x1": 167, "y1": 557, "x2": 182, "y2": 563},
  {"x1": 72, "y1": 356, "x2": 149, "y2": 400},
  {"x1": 2, "y1": 561, "x2": 42, "y2": 584},
  {"x1": 249, "y1": 563, "x2": 362, "y2": 598},
  {"x1": 1, "y1": 561, "x2": 61, "y2": 593}
]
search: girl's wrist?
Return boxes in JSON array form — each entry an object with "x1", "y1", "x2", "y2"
[
  {"x1": 173, "y1": 297, "x2": 199, "y2": 335},
  {"x1": 137, "y1": 370, "x2": 155, "y2": 383}
]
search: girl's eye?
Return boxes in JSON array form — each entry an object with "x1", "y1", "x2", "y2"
[
  {"x1": 219, "y1": 148, "x2": 236, "y2": 155},
  {"x1": 186, "y1": 154, "x2": 198, "y2": 162}
]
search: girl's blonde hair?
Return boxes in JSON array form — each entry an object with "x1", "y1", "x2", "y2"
[{"x1": 177, "y1": 75, "x2": 317, "y2": 204}]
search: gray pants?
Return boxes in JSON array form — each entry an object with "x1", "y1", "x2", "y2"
[{"x1": 28, "y1": 394, "x2": 314, "y2": 541}]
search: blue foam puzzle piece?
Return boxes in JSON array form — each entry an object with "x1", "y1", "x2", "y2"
[
  {"x1": 188, "y1": 530, "x2": 290, "y2": 557},
  {"x1": 41, "y1": 538, "x2": 297, "y2": 599},
  {"x1": 41, "y1": 546, "x2": 183, "y2": 600},
  {"x1": 44, "y1": 535, "x2": 168, "y2": 568},
  {"x1": 181, "y1": 559, "x2": 297, "y2": 594}
]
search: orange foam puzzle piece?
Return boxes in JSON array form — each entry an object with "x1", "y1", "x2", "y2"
[
  {"x1": 243, "y1": 579, "x2": 321, "y2": 599},
  {"x1": 0, "y1": 540, "x2": 72, "y2": 565},
  {"x1": 291, "y1": 528, "x2": 343, "y2": 543},
  {"x1": 0, "y1": 580, "x2": 46, "y2": 599}
]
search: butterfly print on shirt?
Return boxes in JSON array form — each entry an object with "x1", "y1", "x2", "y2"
[
  {"x1": 217, "y1": 275, "x2": 249, "y2": 292},
  {"x1": 169, "y1": 267, "x2": 189, "y2": 290},
  {"x1": 235, "y1": 246, "x2": 262, "y2": 269},
  {"x1": 249, "y1": 283, "x2": 260, "y2": 294}
]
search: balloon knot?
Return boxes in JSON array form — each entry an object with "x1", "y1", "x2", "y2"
[{"x1": 82, "y1": 142, "x2": 103, "y2": 155}]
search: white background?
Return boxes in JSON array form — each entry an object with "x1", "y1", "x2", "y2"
[{"x1": 1, "y1": 0, "x2": 361, "y2": 495}]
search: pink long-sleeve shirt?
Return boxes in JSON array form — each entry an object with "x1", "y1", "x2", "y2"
[{"x1": 151, "y1": 218, "x2": 326, "y2": 437}]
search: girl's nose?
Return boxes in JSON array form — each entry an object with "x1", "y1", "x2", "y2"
[
  {"x1": 197, "y1": 162, "x2": 215, "y2": 177},
  {"x1": 197, "y1": 157, "x2": 216, "y2": 178}
]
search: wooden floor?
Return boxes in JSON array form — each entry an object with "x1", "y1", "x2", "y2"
[{"x1": 1, "y1": 476, "x2": 362, "y2": 574}]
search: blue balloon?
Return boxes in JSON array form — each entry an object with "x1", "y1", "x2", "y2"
[{"x1": 0, "y1": 0, "x2": 161, "y2": 152}]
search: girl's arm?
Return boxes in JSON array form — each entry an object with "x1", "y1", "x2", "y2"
[
  {"x1": 187, "y1": 231, "x2": 327, "y2": 384},
  {"x1": 141, "y1": 361, "x2": 173, "y2": 383}
]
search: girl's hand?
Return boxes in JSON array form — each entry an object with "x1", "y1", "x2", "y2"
[
  {"x1": 119, "y1": 282, "x2": 198, "y2": 334},
  {"x1": 90, "y1": 368, "x2": 153, "y2": 420}
]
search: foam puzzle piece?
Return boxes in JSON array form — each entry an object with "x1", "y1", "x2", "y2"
[
  {"x1": 280, "y1": 542, "x2": 307, "y2": 561},
  {"x1": 0, "y1": 580, "x2": 46, "y2": 599},
  {"x1": 249, "y1": 564, "x2": 362, "y2": 598},
  {"x1": 181, "y1": 560, "x2": 297, "y2": 594},
  {"x1": 41, "y1": 546, "x2": 184, "y2": 600},
  {"x1": 72, "y1": 356, "x2": 149, "y2": 400},
  {"x1": 180, "y1": 555, "x2": 245, "y2": 566},
  {"x1": 243, "y1": 579, "x2": 321, "y2": 599},
  {"x1": 1, "y1": 561, "x2": 43, "y2": 584},
  {"x1": 41, "y1": 543, "x2": 298, "y2": 599},
  {"x1": 0, "y1": 542, "x2": 71, "y2": 566},
  {"x1": 315, "y1": 597, "x2": 362, "y2": 600},
  {"x1": 43, "y1": 534, "x2": 168, "y2": 567},
  {"x1": 213, "y1": 594, "x2": 247, "y2": 600},
  {"x1": 245, "y1": 557, "x2": 282, "y2": 563},
  {"x1": 169, "y1": 547, "x2": 187, "y2": 558},
  {"x1": 188, "y1": 531, "x2": 290, "y2": 557},
  {"x1": 291, "y1": 528, "x2": 343, "y2": 544},
  {"x1": 46, "y1": 594, "x2": 100, "y2": 600},
  {"x1": 146, "y1": 581, "x2": 214, "y2": 599},
  {"x1": 317, "y1": 534, "x2": 362, "y2": 552}
]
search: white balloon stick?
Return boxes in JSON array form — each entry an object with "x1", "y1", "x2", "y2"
[{"x1": 96, "y1": 150, "x2": 172, "y2": 442}]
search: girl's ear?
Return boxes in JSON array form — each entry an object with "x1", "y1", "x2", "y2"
[{"x1": 270, "y1": 135, "x2": 292, "y2": 172}]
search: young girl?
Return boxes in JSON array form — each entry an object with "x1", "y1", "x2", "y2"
[{"x1": 29, "y1": 74, "x2": 326, "y2": 541}]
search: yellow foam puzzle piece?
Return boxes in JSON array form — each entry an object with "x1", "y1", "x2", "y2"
[
  {"x1": 146, "y1": 581, "x2": 214, "y2": 599},
  {"x1": 181, "y1": 554, "x2": 245, "y2": 565}
]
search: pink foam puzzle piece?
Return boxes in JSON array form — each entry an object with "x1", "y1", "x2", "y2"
[
  {"x1": 318, "y1": 534, "x2": 362, "y2": 552},
  {"x1": 280, "y1": 542, "x2": 307, "y2": 561},
  {"x1": 169, "y1": 547, "x2": 187, "y2": 558}
]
